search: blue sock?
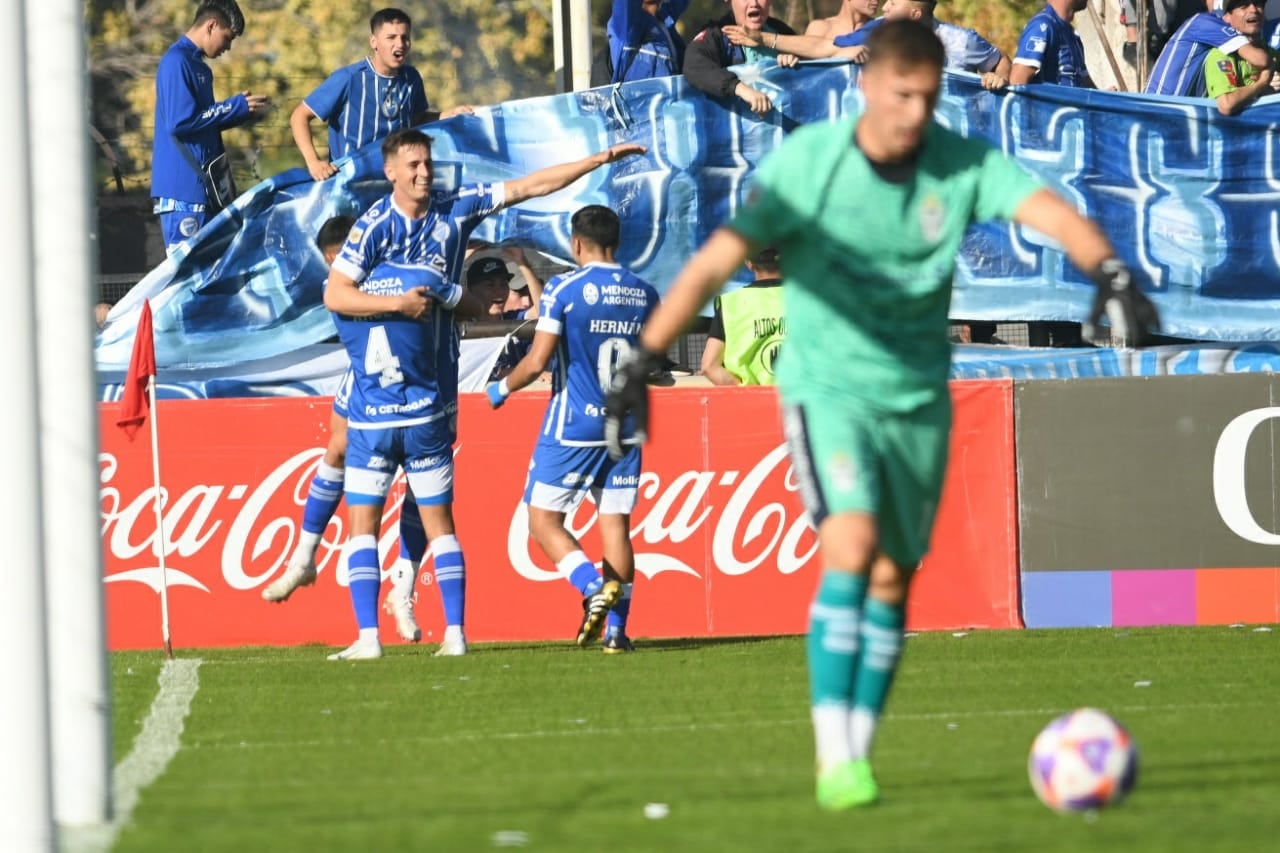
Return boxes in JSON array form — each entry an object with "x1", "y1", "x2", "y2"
[
  {"x1": 432, "y1": 534, "x2": 465, "y2": 627},
  {"x1": 850, "y1": 597, "x2": 906, "y2": 760},
  {"x1": 605, "y1": 583, "x2": 633, "y2": 635},
  {"x1": 398, "y1": 491, "x2": 426, "y2": 563},
  {"x1": 302, "y1": 462, "x2": 344, "y2": 534},
  {"x1": 345, "y1": 534, "x2": 381, "y2": 630},
  {"x1": 807, "y1": 571, "x2": 868, "y2": 769},
  {"x1": 557, "y1": 550, "x2": 602, "y2": 596}
]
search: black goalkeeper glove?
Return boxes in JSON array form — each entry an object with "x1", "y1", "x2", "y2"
[
  {"x1": 1084, "y1": 258, "x2": 1160, "y2": 348},
  {"x1": 604, "y1": 347, "x2": 664, "y2": 461}
]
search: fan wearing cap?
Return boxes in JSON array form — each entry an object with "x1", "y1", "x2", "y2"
[
  {"x1": 1203, "y1": 0, "x2": 1280, "y2": 114},
  {"x1": 465, "y1": 248, "x2": 545, "y2": 380}
]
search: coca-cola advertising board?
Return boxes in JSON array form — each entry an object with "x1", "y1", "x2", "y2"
[{"x1": 100, "y1": 381, "x2": 1019, "y2": 650}]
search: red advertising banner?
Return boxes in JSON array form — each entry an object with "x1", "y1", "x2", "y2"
[{"x1": 100, "y1": 381, "x2": 1019, "y2": 650}]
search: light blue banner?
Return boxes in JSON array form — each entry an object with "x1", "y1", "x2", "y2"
[{"x1": 96, "y1": 61, "x2": 1280, "y2": 387}]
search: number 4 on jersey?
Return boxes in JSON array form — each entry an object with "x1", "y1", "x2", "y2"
[{"x1": 364, "y1": 325, "x2": 404, "y2": 387}]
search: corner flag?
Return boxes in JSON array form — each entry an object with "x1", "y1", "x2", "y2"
[{"x1": 117, "y1": 299, "x2": 155, "y2": 440}]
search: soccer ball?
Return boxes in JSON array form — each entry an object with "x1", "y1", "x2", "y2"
[{"x1": 1028, "y1": 708, "x2": 1138, "y2": 813}]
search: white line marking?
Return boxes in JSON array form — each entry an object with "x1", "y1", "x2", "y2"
[
  {"x1": 183, "y1": 699, "x2": 1265, "y2": 753},
  {"x1": 60, "y1": 658, "x2": 202, "y2": 853}
]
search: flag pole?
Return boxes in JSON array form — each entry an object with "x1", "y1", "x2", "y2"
[{"x1": 146, "y1": 372, "x2": 172, "y2": 659}]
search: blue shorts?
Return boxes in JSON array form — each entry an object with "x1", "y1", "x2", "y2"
[
  {"x1": 155, "y1": 202, "x2": 209, "y2": 252},
  {"x1": 523, "y1": 442, "x2": 642, "y2": 515},
  {"x1": 332, "y1": 369, "x2": 354, "y2": 418},
  {"x1": 345, "y1": 420, "x2": 455, "y2": 506}
]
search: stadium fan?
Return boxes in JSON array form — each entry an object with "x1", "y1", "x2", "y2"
[
  {"x1": 683, "y1": 0, "x2": 800, "y2": 115},
  {"x1": 1203, "y1": 0, "x2": 1280, "y2": 114},
  {"x1": 592, "y1": 0, "x2": 692, "y2": 86},
  {"x1": 290, "y1": 8, "x2": 476, "y2": 182},
  {"x1": 1145, "y1": 0, "x2": 1272, "y2": 95}
]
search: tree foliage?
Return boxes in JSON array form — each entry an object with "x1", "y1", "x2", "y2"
[{"x1": 89, "y1": 0, "x2": 1045, "y2": 190}]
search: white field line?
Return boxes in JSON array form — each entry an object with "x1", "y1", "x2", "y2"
[
  {"x1": 183, "y1": 698, "x2": 1266, "y2": 753},
  {"x1": 60, "y1": 658, "x2": 202, "y2": 853}
]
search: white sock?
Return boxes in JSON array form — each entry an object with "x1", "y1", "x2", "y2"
[
  {"x1": 391, "y1": 558, "x2": 419, "y2": 598},
  {"x1": 812, "y1": 703, "x2": 852, "y2": 772},
  {"x1": 443, "y1": 624, "x2": 465, "y2": 641},
  {"x1": 849, "y1": 709, "x2": 876, "y2": 760},
  {"x1": 358, "y1": 627, "x2": 379, "y2": 644},
  {"x1": 293, "y1": 530, "x2": 322, "y2": 562}
]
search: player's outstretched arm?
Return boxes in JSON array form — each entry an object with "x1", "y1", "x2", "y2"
[
  {"x1": 502, "y1": 144, "x2": 647, "y2": 207},
  {"x1": 324, "y1": 270, "x2": 431, "y2": 319},
  {"x1": 487, "y1": 331, "x2": 557, "y2": 408},
  {"x1": 1013, "y1": 188, "x2": 1159, "y2": 346},
  {"x1": 604, "y1": 226, "x2": 753, "y2": 458}
]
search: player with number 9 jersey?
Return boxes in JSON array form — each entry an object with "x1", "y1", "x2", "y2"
[{"x1": 535, "y1": 264, "x2": 660, "y2": 449}]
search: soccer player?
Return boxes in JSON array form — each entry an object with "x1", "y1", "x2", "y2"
[
  {"x1": 290, "y1": 8, "x2": 475, "y2": 182},
  {"x1": 486, "y1": 206, "x2": 660, "y2": 653},
  {"x1": 324, "y1": 128, "x2": 647, "y2": 660},
  {"x1": 262, "y1": 216, "x2": 427, "y2": 646},
  {"x1": 605, "y1": 19, "x2": 1158, "y2": 808}
]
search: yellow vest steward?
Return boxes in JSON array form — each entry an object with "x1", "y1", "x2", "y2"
[{"x1": 719, "y1": 282, "x2": 784, "y2": 386}]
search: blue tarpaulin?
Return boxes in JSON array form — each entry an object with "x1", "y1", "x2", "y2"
[{"x1": 96, "y1": 61, "x2": 1280, "y2": 398}]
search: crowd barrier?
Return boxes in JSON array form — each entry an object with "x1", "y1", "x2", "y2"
[
  {"x1": 100, "y1": 382, "x2": 1020, "y2": 650},
  {"x1": 100, "y1": 373, "x2": 1279, "y2": 650}
]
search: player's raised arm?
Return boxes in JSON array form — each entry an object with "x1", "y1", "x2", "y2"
[
  {"x1": 502, "y1": 144, "x2": 647, "y2": 207},
  {"x1": 1012, "y1": 188, "x2": 1159, "y2": 346},
  {"x1": 604, "y1": 226, "x2": 754, "y2": 458},
  {"x1": 324, "y1": 269, "x2": 431, "y2": 319}
]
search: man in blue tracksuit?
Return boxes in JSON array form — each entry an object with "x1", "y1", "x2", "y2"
[{"x1": 150, "y1": 0, "x2": 271, "y2": 252}]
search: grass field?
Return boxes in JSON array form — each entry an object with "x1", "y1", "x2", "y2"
[{"x1": 102, "y1": 626, "x2": 1277, "y2": 852}]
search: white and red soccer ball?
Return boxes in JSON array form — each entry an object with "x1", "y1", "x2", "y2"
[{"x1": 1028, "y1": 708, "x2": 1139, "y2": 813}]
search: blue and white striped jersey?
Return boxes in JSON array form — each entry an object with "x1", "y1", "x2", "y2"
[
  {"x1": 304, "y1": 59, "x2": 429, "y2": 161},
  {"x1": 534, "y1": 262, "x2": 660, "y2": 447},
  {"x1": 330, "y1": 183, "x2": 505, "y2": 427},
  {"x1": 1014, "y1": 4, "x2": 1091, "y2": 87},
  {"x1": 1145, "y1": 12, "x2": 1248, "y2": 96}
]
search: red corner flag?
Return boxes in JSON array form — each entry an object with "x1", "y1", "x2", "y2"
[{"x1": 117, "y1": 299, "x2": 156, "y2": 440}]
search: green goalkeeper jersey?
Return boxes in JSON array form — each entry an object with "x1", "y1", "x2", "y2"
[{"x1": 729, "y1": 116, "x2": 1041, "y2": 412}]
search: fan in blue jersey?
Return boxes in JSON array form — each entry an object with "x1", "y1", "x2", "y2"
[
  {"x1": 262, "y1": 216, "x2": 431, "y2": 647},
  {"x1": 1010, "y1": 0, "x2": 1095, "y2": 87},
  {"x1": 290, "y1": 8, "x2": 476, "y2": 182},
  {"x1": 487, "y1": 206, "x2": 660, "y2": 653},
  {"x1": 323, "y1": 129, "x2": 648, "y2": 660},
  {"x1": 724, "y1": 0, "x2": 1013, "y2": 90},
  {"x1": 151, "y1": 0, "x2": 271, "y2": 252},
  {"x1": 1145, "y1": 0, "x2": 1271, "y2": 96},
  {"x1": 598, "y1": 0, "x2": 691, "y2": 85}
]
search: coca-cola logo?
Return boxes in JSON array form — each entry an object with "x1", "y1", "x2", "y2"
[
  {"x1": 101, "y1": 440, "x2": 817, "y2": 596},
  {"x1": 508, "y1": 443, "x2": 817, "y2": 580},
  {"x1": 100, "y1": 448, "x2": 412, "y2": 594}
]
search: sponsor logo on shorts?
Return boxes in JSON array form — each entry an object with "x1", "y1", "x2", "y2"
[
  {"x1": 563, "y1": 472, "x2": 582, "y2": 486},
  {"x1": 829, "y1": 450, "x2": 857, "y2": 494},
  {"x1": 366, "y1": 455, "x2": 390, "y2": 470},
  {"x1": 407, "y1": 455, "x2": 447, "y2": 471},
  {"x1": 610, "y1": 474, "x2": 639, "y2": 487}
]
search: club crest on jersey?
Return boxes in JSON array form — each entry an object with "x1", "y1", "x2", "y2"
[
  {"x1": 919, "y1": 193, "x2": 945, "y2": 243},
  {"x1": 432, "y1": 221, "x2": 451, "y2": 243},
  {"x1": 583, "y1": 282, "x2": 600, "y2": 305}
]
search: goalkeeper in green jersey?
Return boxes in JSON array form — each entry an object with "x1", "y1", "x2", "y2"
[{"x1": 605, "y1": 18, "x2": 1159, "y2": 811}]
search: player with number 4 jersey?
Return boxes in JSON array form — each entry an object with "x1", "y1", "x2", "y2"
[
  {"x1": 325, "y1": 129, "x2": 649, "y2": 661},
  {"x1": 487, "y1": 206, "x2": 659, "y2": 653}
]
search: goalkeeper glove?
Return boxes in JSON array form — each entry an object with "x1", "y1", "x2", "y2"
[
  {"x1": 1084, "y1": 258, "x2": 1160, "y2": 348},
  {"x1": 486, "y1": 379, "x2": 510, "y2": 409},
  {"x1": 604, "y1": 347, "x2": 664, "y2": 461}
]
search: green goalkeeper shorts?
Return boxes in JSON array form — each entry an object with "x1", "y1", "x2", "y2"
[{"x1": 781, "y1": 394, "x2": 951, "y2": 567}]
